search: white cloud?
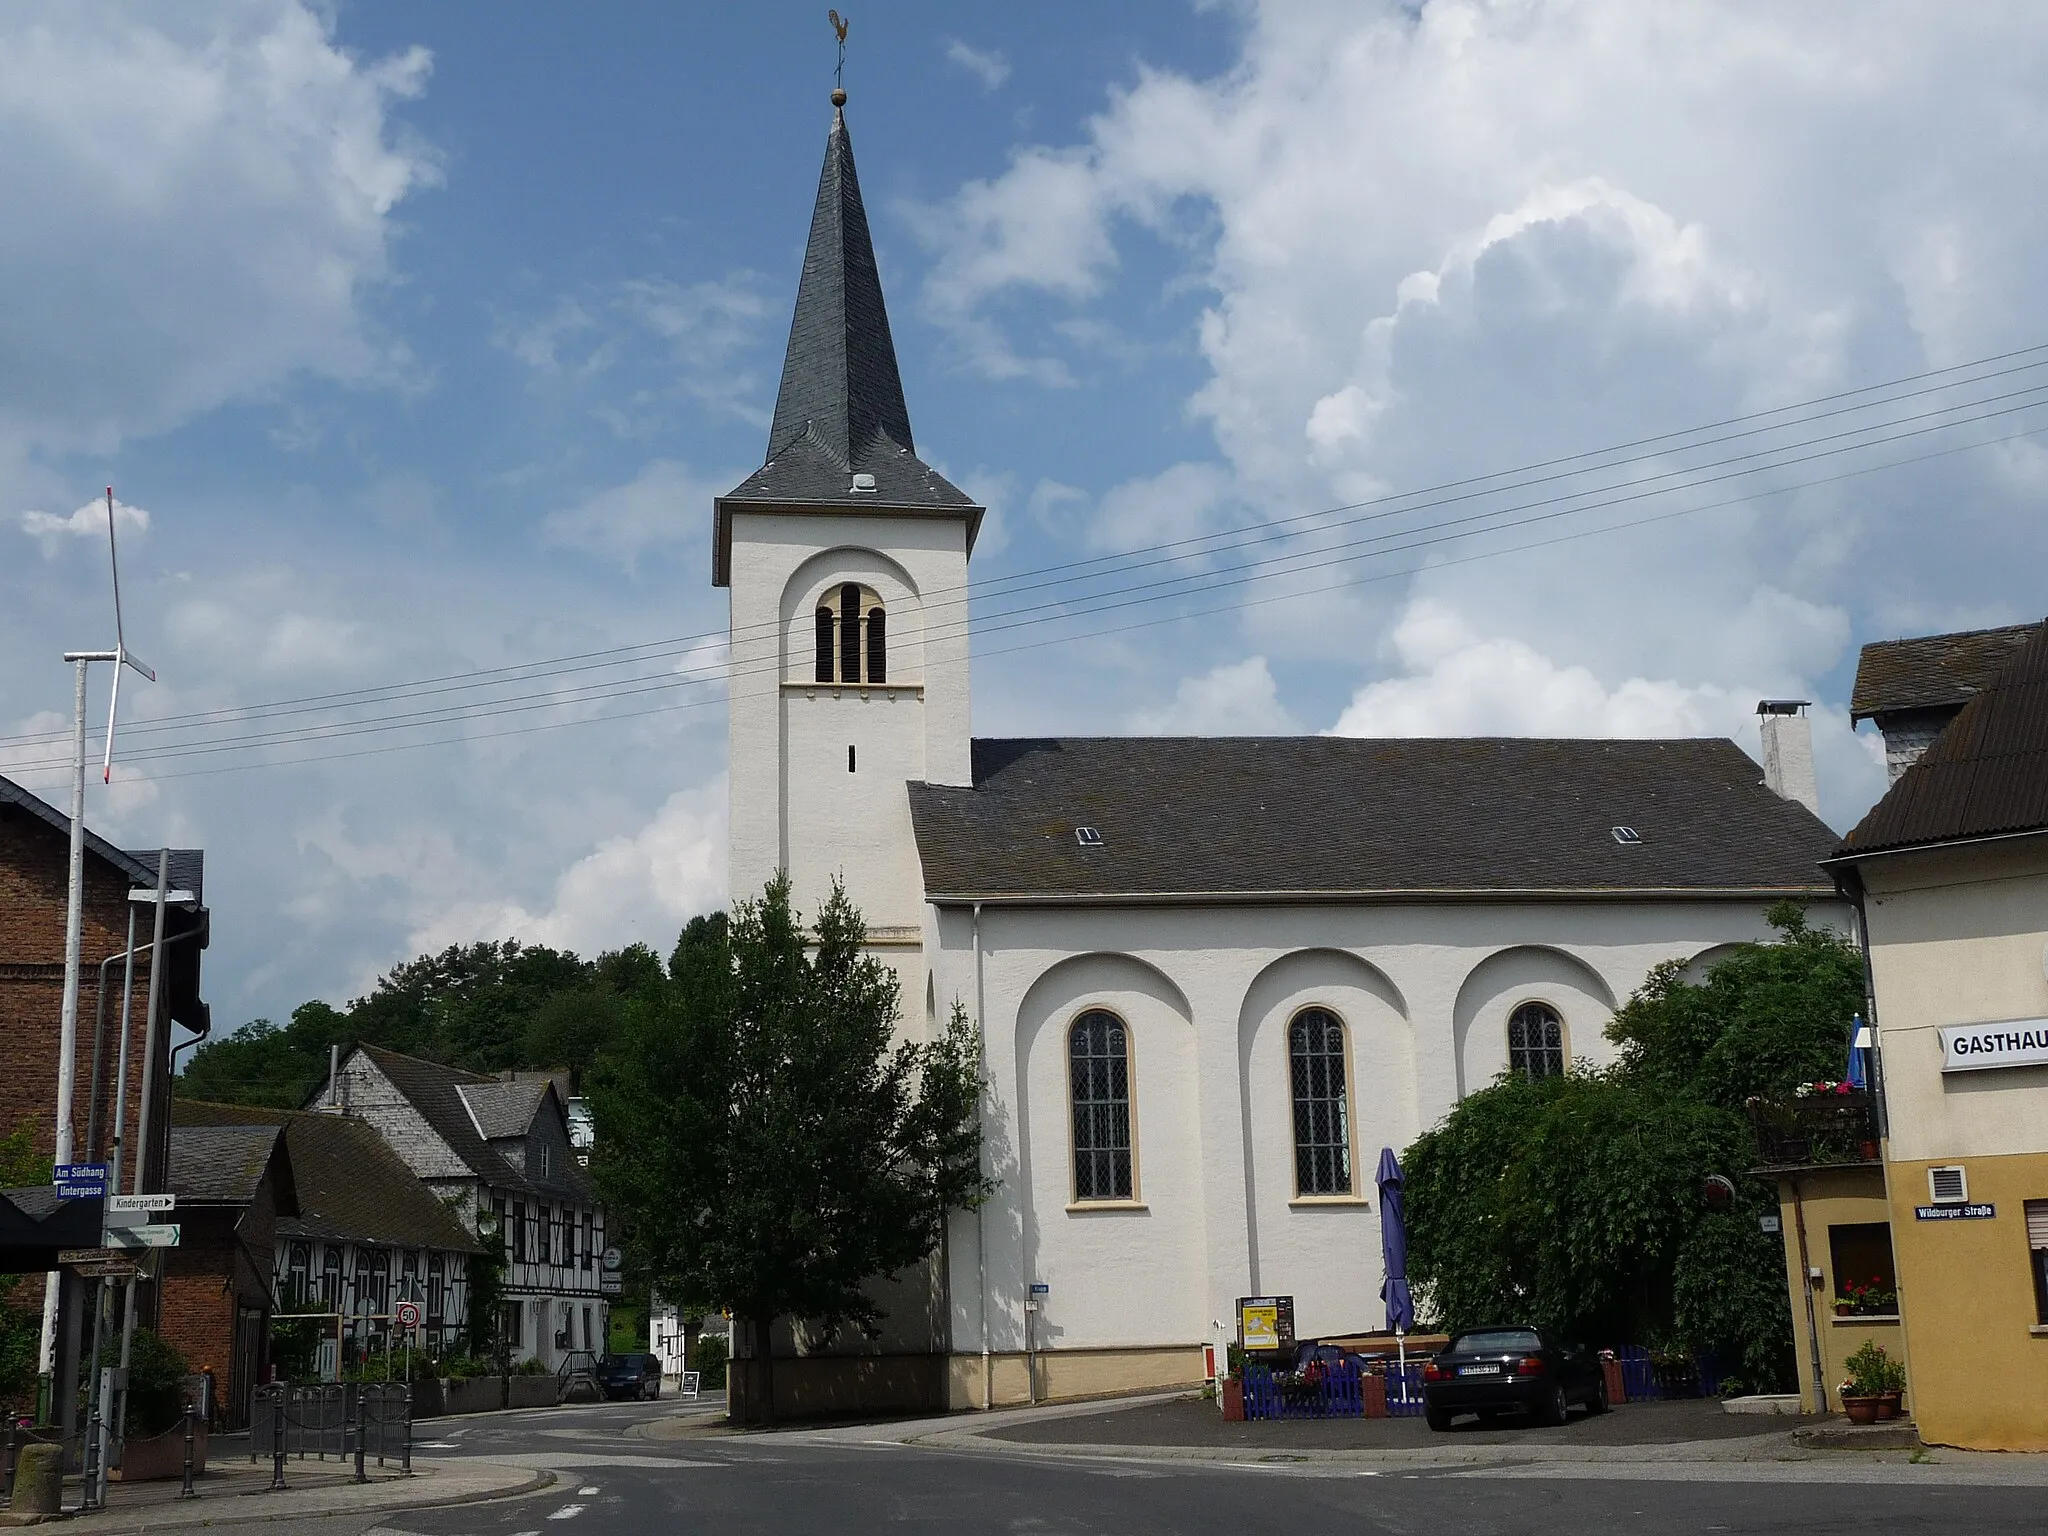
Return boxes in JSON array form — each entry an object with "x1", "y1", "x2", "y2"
[
  {"x1": 542, "y1": 459, "x2": 739, "y2": 568},
  {"x1": 915, "y1": 1, "x2": 2048, "y2": 835},
  {"x1": 1329, "y1": 598, "x2": 1885, "y2": 826},
  {"x1": 0, "y1": 2, "x2": 437, "y2": 461},
  {"x1": 1129, "y1": 656, "x2": 1297, "y2": 735},
  {"x1": 946, "y1": 40, "x2": 1011, "y2": 91},
  {"x1": 410, "y1": 779, "x2": 727, "y2": 960},
  {"x1": 20, "y1": 496, "x2": 150, "y2": 553}
]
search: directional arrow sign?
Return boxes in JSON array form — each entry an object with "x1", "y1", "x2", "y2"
[
  {"x1": 105, "y1": 1224, "x2": 179, "y2": 1249},
  {"x1": 108, "y1": 1194, "x2": 174, "y2": 1213}
]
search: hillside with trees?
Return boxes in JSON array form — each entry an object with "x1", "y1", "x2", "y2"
[{"x1": 176, "y1": 920, "x2": 723, "y2": 1105}]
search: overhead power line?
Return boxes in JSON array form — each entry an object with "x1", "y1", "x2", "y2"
[
  {"x1": 6, "y1": 339, "x2": 2046, "y2": 758},
  {"x1": 9, "y1": 399, "x2": 2039, "y2": 782}
]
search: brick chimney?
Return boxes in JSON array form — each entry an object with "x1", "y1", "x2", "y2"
[{"x1": 1757, "y1": 700, "x2": 1819, "y2": 817}]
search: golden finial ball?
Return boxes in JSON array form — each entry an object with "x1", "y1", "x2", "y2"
[{"x1": 832, "y1": 87, "x2": 847, "y2": 107}]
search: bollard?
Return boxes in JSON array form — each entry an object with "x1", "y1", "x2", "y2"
[
  {"x1": 3, "y1": 1417, "x2": 17, "y2": 1504},
  {"x1": 178, "y1": 1402, "x2": 197, "y2": 1499},
  {"x1": 400, "y1": 1384, "x2": 412, "y2": 1475},
  {"x1": 7, "y1": 1443, "x2": 62, "y2": 1518},
  {"x1": 268, "y1": 1397, "x2": 287, "y2": 1491},
  {"x1": 81, "y1": 1398, "x2": 101, "y2": 1511},
  {"x1": 351, "y1": 1390, "x2": 367, "y2": 1484}
]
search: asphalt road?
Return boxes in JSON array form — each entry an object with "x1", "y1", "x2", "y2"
[{"x1": 263, "y1": 1395, "x2": 2047, "y2": 1536}]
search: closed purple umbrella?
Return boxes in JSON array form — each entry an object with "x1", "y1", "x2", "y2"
[{"x1": 1377, "y1": 1146, "x2": 1415, "y2": 1334}]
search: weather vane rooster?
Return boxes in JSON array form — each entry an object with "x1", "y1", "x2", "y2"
[{"x1": 829, "y1": 10, "x2": 849, "y2": 93}]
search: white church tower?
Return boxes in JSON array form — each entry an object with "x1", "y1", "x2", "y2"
[{"x1": 715, "y1": 87, "x2": 983, "y2": 996}]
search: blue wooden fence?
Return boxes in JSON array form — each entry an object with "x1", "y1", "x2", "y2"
[{"x1": 1241, "y1": 1349, "x2": 1718, "y2": 1420}]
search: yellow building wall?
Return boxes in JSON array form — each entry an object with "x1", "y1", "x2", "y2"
[
  {"x1": 946, "y1": 1346, "x2": 1205, "y2": 1409},
  {"x1": 1888, "y1": 1150, "x2": 2048, "y2": 1452},
  {"x1": 1772, "y1": 1167, "x2": 1903, "y2": 1414}
]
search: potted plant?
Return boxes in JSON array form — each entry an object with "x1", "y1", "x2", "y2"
[
  {"x1": 1839, "y1": 1340, "x2": 1899, "y2": 1424},
  {"x1": 1833, "y1": 1276, "x2": 1898, "y2": 1316}
]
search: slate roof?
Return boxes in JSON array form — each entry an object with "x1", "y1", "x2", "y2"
[
  {"x1": 167, "y1": 1125, "x2": 285, "y2": 1207},
  {"x1": 907, "y1": 737, "x2": 1839, "y2": 901},
  {"x1": 714, "y1": 97, "x2": 979, "y2": 584},
  {"x1": 1849, "y1": 621, "x2": 2039, "y2": 723},
  {"x1": 173, "y1": 1100, "x2": 479, "y2": 1254},
  {"x1": 1837, "y1": 620, "x2": 2048, "y2": 858},
  {"x1": 355, "y1": 1045, "x2": 590, "y2": 1203},
  {"x1": 0, "y1": 772, "x2": 162, "y2": 887},
  {"x1": 456, "y1": 1080, "x2": 546, "y2": 1141}
]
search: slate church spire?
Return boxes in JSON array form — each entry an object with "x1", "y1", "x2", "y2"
[
  {"x1": 767, "y1": 88, "x2": 916, "y2": 473},
  {"x1": 714, "y1": 90, "x2": 979, "y2": 585}
]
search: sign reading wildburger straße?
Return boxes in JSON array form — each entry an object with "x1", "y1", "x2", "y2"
[{"x1": 1939, "y1": 1019, "x2": 2048, "y2": 1073}]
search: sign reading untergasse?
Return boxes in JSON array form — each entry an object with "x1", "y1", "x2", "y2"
[{"x1": 1939, "y1": 1020, "x2": 2048, "y2": 1073}]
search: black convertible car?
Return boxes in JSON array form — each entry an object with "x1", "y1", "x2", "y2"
[{"x1": 1420, "y1": 1327, "x2": 1607, "y2": 1429}]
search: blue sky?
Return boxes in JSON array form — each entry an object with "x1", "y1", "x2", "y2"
[{"x1": 4, "y1": 1, "x2": 2047, "y2": 1031}]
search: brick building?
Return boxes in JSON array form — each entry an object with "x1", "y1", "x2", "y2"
[
  {"x1": 0, "y1": 772, "x2": 210, "y2": 1183},
  {"x1": 159, "y1": 1125, "x2": 294, "y2": 1428}
]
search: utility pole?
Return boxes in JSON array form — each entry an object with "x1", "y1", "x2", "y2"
[{"x1": 37, "y1": 488, "x2": 155, "y2": 1420}]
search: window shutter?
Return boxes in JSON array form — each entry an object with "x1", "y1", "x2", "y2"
[{"x1": 2026, "y1": 1200, "x2": 2048, "y2": 1251}]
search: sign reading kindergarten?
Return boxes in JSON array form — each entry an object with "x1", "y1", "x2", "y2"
[{"x1": 1940, "y1": 1019, "x2": 2048, "y2": 1073}]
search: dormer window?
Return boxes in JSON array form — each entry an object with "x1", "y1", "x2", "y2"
[{"x1": 815, "y1": 582, "x2": 886, "y2": 684}]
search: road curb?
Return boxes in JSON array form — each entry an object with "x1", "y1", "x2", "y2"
[{"x1": 58, "y1": 1466, "x2": 558, "y2": 1534}]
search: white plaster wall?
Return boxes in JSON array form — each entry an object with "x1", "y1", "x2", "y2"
[
  {"x1": 725, "y1": 509, "x2": 971, "y2": 922},
  {"x1": 1859, "y1": 838, "x2": 2048, "y2": 1163},
  {"x1": 1238, "y1": 949, "x2": 1413, "y2": 1335},
  {"x1": 937, "y1": 896, "x2": 1848, "y2": 1356},
  {"x1": 1012, "y1": 953, "x2": 1207, "y2": 1353},
  {"x1": 1452, "y1": 945, "x2": 1619, "y2": 1096}
]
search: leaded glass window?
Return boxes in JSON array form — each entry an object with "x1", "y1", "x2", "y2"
[
  {"x1": 1069, "y1": 1010, "x2": 1133, "y2": 1201},
  {"x1": 1289, "y1": 1008, "x2": 1352, "y2": 1196},
  {"x1": 1508, "y1": 1001, "x2": 1567, "y2": 1078}
]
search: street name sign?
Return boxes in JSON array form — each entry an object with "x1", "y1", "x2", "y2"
[
  {"x1": 105, "y1": 1195, "x2": 176, "y2": 1230},
  {"x1": 105, "y1": 1224, "x2": 180, "y2": 1248},
  {"x1": 53, "y1": 1162, "x2": 109, "y2": 1199},
  {"x1": 1915, "y1": 1203, "x2": 1995, "y2": 1221}
]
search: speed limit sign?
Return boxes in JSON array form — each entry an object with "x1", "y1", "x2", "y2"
[{"x1": 396, "y1": 1301, "x2": 421, "y2": 1329}]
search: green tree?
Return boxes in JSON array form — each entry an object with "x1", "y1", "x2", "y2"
[
  {"x1": 0, "y1": 1120, "x2": 53, "y2": 1408},
  {"x1": 1403, "y1": 904, "x2": 1865, "y2": 1389},
  {"x1": 587, "y1": 876, "x2": 989, "y2": 1422}
]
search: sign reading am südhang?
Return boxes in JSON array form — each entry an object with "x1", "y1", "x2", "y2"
[{"x1": 1940, "y1": 1019, "x2": 2048, "y2": 1073}]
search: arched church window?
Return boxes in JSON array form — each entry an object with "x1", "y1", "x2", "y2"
[
  {"x1": 865, "y1": 606, "x2": 886, "y2": 684},
  {"x1": 1508, "y1": 1001, "x2": 1567, "y2": 1078},
  {"x1": 1289, "y1": 1008, "x2": 1352, "y2": 1196},
  {"x1": 1069, "y1": 1009, "x2": 1133, "y2": 1202},
  {"x1": 814, "y1": 607, "x2": 835, "y2": 682},
  {"x1": 838, "y1": 582, "x2": 862, "y2": 683}
]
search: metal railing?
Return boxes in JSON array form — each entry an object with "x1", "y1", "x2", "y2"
[
  {"x1": 247, "y1": 1383, "x2": 411, "y2": 1485},
  {"x1": 1748, "y1": 1090, "x2": 1880, "y2": 1168},
  {"x1": 1240, "y1": 1359, "x2": 1426, "y2": 1419}
]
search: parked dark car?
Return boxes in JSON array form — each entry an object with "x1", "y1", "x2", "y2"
[
  {"x1": 1420, "y1": 1327, "x2": 1607, "y2": 1430},
  {"x1": 595, "y1": 1352, "x2": 663, "y2": 1401}
]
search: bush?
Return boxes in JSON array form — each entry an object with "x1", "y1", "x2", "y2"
[
  {"x1": 692, "y1": 1332, "x2": 728, "y2": 1390},
  {"x1": 515, "y1": 1356, "x2": 552, "y2": 1376},
  {"x1": 125, "y1": 1329, "x2": 191, "y2": 1436}
]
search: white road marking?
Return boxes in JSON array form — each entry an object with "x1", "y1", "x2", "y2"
[
  {"x1": 414, "y1": 1441, "x2": 461, "y2": 1449},
  {"x1": 546, "y1": 1505, "x2": 585, "y2": 1521},
  {"x1": 578, "y1": 1485, "x2": 601, "y2": 1495}
]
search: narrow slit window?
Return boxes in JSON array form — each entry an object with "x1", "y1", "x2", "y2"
[
  {"x1": 1508, "y1": 1001, "x2": 1566, "y2": 1078},
  {"x1": 848, "y1": 744, "x2": 857, "y2": 773},
  {"x1": 839, "y1": 582, "x2": 862, "y2": 684},
  {"x1": 866, "y1": 606, "x2": 886, "y2": 683},
  {"x1": 1289, "y1": 1008, "x2": 1352, "y2": 1195},
  {"x1": 1069, "y1": 1010, "x2": 1133, "y2": 1201}
]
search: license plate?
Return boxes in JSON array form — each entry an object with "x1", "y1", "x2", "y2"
[{"x1": 1457, "y1": 1363, "x2": 1502, "y2": 1376}]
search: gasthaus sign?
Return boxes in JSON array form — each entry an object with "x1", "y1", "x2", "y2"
[{"x1": 1939, "y1": 1020, "x2": 2048, "y2": 1073}]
